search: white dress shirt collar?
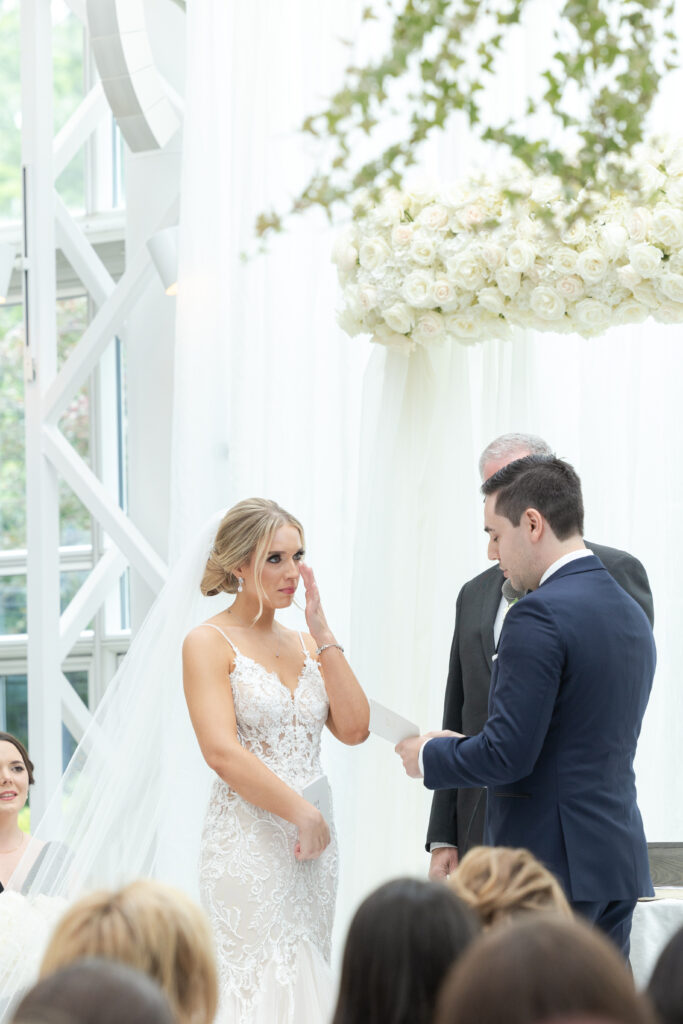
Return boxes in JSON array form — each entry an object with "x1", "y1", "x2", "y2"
[{"x1": 539, "y1": 547, "x2": 593, "y2": 587}]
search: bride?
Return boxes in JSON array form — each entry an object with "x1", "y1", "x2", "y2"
[
  {"x1": 183, "y1": 498, "x2": 369, "y2": 1022},
  {"x1": 0, "y1": 500, "x2": 367, "y2": 1024}
]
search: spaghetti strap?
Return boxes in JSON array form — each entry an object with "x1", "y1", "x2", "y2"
[
  {"x1": 297, "y1": 631, "x2": 307, "y2": 655},
  {"x1": 202, "y1": 622, "x2": 239, "y2": 654}
]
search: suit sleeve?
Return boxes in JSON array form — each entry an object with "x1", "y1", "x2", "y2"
[
  {"x1": 423, "y1": 599, "x2": 564, "y2": 790},
  {"x1": 425, "y1": 590, "x2": 464, "y2": 849},
  {"x1": 597, "y1": 548, "x2": 654, "y2": 628}
]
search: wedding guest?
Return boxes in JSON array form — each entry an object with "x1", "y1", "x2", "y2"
[
  {"x1": 449, "y1": 845, "x2": 573, "y2": 928},
  {"x1": 0, "y1": 733, "x2": 43, "y2": 892},
  {"x1": 331, "y1": 877, "x2": 479, "y2": 1024},
  {"x1": 12, "y1": 958, "x2": 174, "y2": 1024},
  {"x1": 434, "y1": 916, "x2": 655, "y2": 1024},
  {"x1": 40, "y1": 879, "x2": 217, "y2": 1024},
  {"x1": 646, "y1": 922, "x2": 683, "y2": 1024}
]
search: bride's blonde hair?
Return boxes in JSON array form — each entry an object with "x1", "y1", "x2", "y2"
[{"x1": 201, "y1": 498, "x2": 304, "y2": 619}]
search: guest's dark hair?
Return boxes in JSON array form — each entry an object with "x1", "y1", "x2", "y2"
[
  {"x1": 481, "y1": 455, "x2": 584, "y2": 540},
  {"x1": 12, "y1": 958, "x2": 174, "y2": 1024},
  {"x1": 0, "y1": 732, "x2": 34, "y2": 784},
  {"x1": 646, "y1": 922, "x2": 683, "y2": 1024},
  {"x1": 435, "y1": 915, "x2": 655, "y2": 1024},
  {"x1": 331, "y1": 877, "x2": 479, "y2": 1024}
]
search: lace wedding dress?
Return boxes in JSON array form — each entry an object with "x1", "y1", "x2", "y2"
[{"x1": 198, "y1": 625, "x2": 338, "y2": 1024}]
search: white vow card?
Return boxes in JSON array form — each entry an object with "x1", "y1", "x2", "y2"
[
  {"x1": 302, "y1": 775, "x2": 332, "y2": 824},
  {"x1": 369, "y1": 699, "x2": 420, "y2": 744}
]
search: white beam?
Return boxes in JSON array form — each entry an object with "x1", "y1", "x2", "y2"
[
  {"x1": 43, "y1": 424, "x2": 169, "y2": 592},
  {"x1": 61, "y1": 671, "x2": 93, "y2": 745},
  {"x1": 55, "y1": 193, "x2": 116, "y2": 307},
  {"x1": 43, "y1": 247, "x2": 155, "y2": 425},
  {"x1": 59, "y1": 546, "x2": 128, "y2": 661},
  {"x1": 22, "y1": 0, "x2": 63, "y2": 815},
  {"x1": 53, "y1": 81, "x2": 109, "y2": 179}
]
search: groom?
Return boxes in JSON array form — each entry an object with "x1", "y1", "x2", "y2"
[{"x1": 397, "y1": 455, "x2": 655, "y2": 955}]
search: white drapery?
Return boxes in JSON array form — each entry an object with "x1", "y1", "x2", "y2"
[{"x1": 173, "y1": 0, "x2": 683, "y2": 963}]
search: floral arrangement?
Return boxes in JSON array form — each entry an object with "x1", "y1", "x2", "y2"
[{"x1": 333, "y1": 140, "x2": 683, "y2": 350}]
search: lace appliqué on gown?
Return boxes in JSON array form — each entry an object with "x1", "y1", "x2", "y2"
[{"x1": 198, "y1": 630, "x2": 338, "y2": 1024}]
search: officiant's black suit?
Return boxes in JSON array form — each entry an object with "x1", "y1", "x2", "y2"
[{"x1": 425, "y1": 541, "x2": 654, "y2": 855}]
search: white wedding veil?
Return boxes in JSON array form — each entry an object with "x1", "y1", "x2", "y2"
[{"x1": 1, "y1": 509, "x2": 228, "y2": 1008}]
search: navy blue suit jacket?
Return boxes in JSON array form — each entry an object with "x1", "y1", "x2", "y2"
[{"x1": 422, "y1": 555, "x2": 655, "y2": 901}]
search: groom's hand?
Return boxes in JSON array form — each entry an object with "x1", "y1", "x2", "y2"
[
  {"x1": 395, "y1": 735, "x2": 426, "y2": 778},
  {"x1": 429, "y1": 847, "x2": 459, "y2": 881}
]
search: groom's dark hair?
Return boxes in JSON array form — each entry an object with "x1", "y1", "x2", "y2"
[{"x1": 481, "y1": 455, "x2": 584, "y2": 540}]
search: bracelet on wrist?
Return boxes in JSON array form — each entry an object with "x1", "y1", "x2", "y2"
[{"x1": 315, "y1": 642, "x2": 344, "y2": 656}]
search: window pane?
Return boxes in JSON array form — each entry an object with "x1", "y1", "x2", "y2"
[
  {"x1": 0, "y1": 670, "x2": 89, "y2": 773},
  {"x1": 0, "y1": 0, "x2": 21, "y2": 220},
  {"x1": 0, "y1": 305, "x2": 26, "y2": 550},
  {"x1": 0, "y1": 569, "x2": 93, "y2": 636}
]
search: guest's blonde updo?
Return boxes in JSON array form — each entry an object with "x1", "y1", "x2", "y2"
[
  {"x1": 201, "y1": 498, "x2": 304, "y2": 616},
  {"x1": 448, "y1": 845, "x2": 572, "y2": 928}
]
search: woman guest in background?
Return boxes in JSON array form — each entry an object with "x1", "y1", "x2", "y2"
[
  {"x1": 182, "y1": 498, "x2": 370, "y2": 1024},
  {"x1": 0, "y1": 733, "x2": 43, "y2": 893},
  {"x1": 449, "y1": 846, "x2": 573, "y2": 929},
  {"x1": 331, "y1": 877, "x2": 480, "y2": 1024},
  {"x1": 39, "y1": 879, "x2": 217, "y2": 1024}
]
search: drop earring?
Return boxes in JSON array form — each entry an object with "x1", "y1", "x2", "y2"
[{"x1": 237, "y1": 577, "x2": 243, "y2": 593}]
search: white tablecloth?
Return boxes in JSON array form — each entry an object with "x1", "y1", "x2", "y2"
[{"x1": 630, "y1": 890, "x2": 683, "y2": 988}]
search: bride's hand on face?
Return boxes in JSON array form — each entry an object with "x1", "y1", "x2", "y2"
[
  {"x1": 293, "y1": 803, "x2": 330, "y2": 861},
  {"x1": 299, "y1": 563, "x2": 333, "y2": 646}
]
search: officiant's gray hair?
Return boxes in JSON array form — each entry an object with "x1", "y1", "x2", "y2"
[{"x1": 479, "y1": 433, "x2": 553, "y2": 481}]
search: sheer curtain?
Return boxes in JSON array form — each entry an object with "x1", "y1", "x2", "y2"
[{"x1": 172, "y1": 0, "x2": 683, "y2": 966}]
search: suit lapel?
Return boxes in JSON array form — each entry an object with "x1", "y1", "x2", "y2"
[{"x1": 479, "y1": 568, "x2": 504, "y2": 667}]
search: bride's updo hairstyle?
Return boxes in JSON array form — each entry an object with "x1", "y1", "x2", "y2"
[{"x1": 201, "y1": 498, "x2": 305, "y2": 618}]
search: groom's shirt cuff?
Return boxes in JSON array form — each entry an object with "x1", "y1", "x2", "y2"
[{"x1": 417, "y1": 737, "x2": 432, "y2": 778}]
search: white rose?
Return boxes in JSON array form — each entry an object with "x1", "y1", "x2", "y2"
[
  {"x1": 639, "y1": 162, "x2": 666, "y2": 195},
  {"x1": 575, "y1": 299, "x2": 611, "y2": 333},
  {"x1": 628, "y1": 243, "x2": 663, "y2": 279},
  {"x1": 561, "y1": 218, "x2": 586, "y2": 245},
  {"x1": 413, "y1": 310, "x2": 446, "y2": 345},
  {"x1": 529, "y1": 286, "x2": 566, "y2": 321},
  {"x1": 383, "y1": 302, "x2": 414, "y2": 334},
  {"x1": 391, "y1": 223, "x2": 414, "y2": 247},
  {"x1": 632, "y1": 280, "x2": 659, "y2": 307},
  {"x1": 410, "y1": 234, "x2": 437, "y2": 267},
  {"x1": 556, "y1": 275, "x2": 585, "y2": 301},
  {"x1": 417, "y1": 203, "x2": 449, "y2": 230},
  {"x1": 506, "y1": 240, "x2": 536, "y2": 273},
  {"x1": 664, "y1": 178, "x2": 683, "y2": 207},
  {"x1": 598, "y1": 224, "x2": 628, "y2": 260},
  {"x1": 372, "y1": 323, "x2": 416, "y2": 352},
  {"x1": 612, "y1": 299, "x2": 649, "y2": 325},
  {"x1": 576, "y1": 248, "x2": 609, "y2": 284},
  {"x1": 481, "y1": 243, "x2": 505, "y2": 270},
  {"x1": 359, "y1": 236, "x2": 391, "y2": 271},
  {"x1": 478, "y1": 288, "x2": 506, "y2": 315},
  {"x1": 625, "y1": 208, "x2": 652, "y2": 242},
  {"x1": 444, "y1": 309, "x2": 486, "y2": 342},
  {"x1": 658, "y1": 273, "x2": 683, "y2": 303},
  {"x1": 331, "y1": 230, "x2": 358, "y2": 272},
  {"x1": 431, "y1": 276, "x2": 457, "y2": 308},
  {"x1": 458, "y1": 203, "x2": 486, "y2": 229},
  {"x1": 359, "y1": 286, "x2": 378, "y2": 311},
  {"x1": 372, "y1": 202, "x2": 402, "y2": 228},
  {"x1": 651, "y1": 205, "x2": 683, "y2": 250},
  {"x1": 336, "y1": 306, "x2": 365, "y2": 337},
  {"x1": 616, "y1": 264, "x2": 641, "y2": 291},
  {"x1": 668, "y1": 253, "x2": 683, "y2": 274},
  {"x1": 550, "y1": 246, "x2": 578, "y2": 275},
  {"x1": 495, "y1": 267, "x2": 521, "y2": 297},
  {"x1": 653, "y1": 301, "x2": 683, "y2": 324},
  {"x1": 446, "y1": 253, "x2": 486, "y2": 292},
  {"x1": 402, "y1": 270, "x2": 435, "y2": 307}
]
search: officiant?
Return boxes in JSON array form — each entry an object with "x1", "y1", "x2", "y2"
[{"x1": 396, "y1": 455, "x2": 655, "y2": 957}]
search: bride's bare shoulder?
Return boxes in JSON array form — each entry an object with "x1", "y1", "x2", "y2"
[{"x1": 183, "y1": 621, "x2": 230, "y2": 653}]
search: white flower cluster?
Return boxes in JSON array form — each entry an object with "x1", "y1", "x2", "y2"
[{"x1": 333, "y1": 140, "x2": 683, "y2": 350}]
